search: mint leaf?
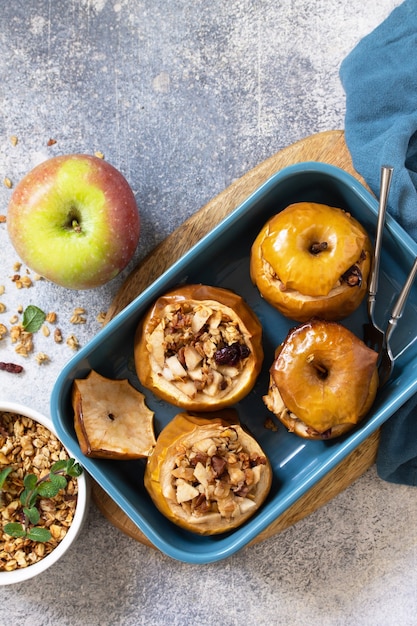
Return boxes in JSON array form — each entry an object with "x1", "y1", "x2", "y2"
[
  {"x1": 50, "y1": 459, "x2": 70, "y2": 473},
  {"x1": 20, "y1": 487, "x2": 38, "y2": 509},
  {"x1": 0, "y1": 467, "x2": 13, "y2": 490},
  {"x1": 27, "y1": 527, "x2": 52, "y2": 543},
  {"x1": 49, "y1": 473, "x2": 67, "y2": 491},
  {"x1": 4, "y1": 522, "x2": 26, "y2": 538},
  {"x1": 24, "y1": 506, "x2": 40, "y2": 525},
  {"x1": 67, "y1": 462, "x2": 83, "y2": 478},
  {"x1": 22, "y1": 305, "x2": 46, "y2": 333},
  {"x1": 51, "y1": 458, "x2": 83, "y2": 478},
  {"x1": 37, "y1": 481, "x2": 60, "y2": 498},
  {"x1": 23, "y1": 473, "x2": 38, "y2": 490}
]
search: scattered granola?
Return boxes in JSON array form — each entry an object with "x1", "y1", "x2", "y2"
[
  {"x1": 10, "y1": 325, "x2": 33, "y2": 357},
  {"x1": 9, "y1": 136, "x2": 18, "y2": 147},
  {"x1": 96, "y1": 311, "x2": 107, "y2": 326},
  {"x1": 12, "y1": 275, "x2": 32, "y2": 289},
  {"x1": 46, "y1": 138, "x2": 57, "y2": 146},
  {"x1": 0, "y1": 261, "x2": 108, "y2": 361},
  {"x1": 45, "y1": 312, "x2": 57, "y2": 324},
  {"x1": 0, "y1": 216, "x2": 6, "y2": 224},
  {"x1": 66, "y1": 335, "x2": 79, "y2": 351},
  {"x1": 53, "y1": 328, "x2": 63, "y2": 344},
  {"x1": 3, "y1": 178, "x2": 12, "y2": 189},
  {"x1": 70, "y1": 308, "x2": 87, "y2": 325},
  {"x1": 35, "y1": 352, "x2": 49, "y2": 365}
]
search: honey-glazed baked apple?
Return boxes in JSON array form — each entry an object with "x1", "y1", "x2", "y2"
[
  {"x1": 134, "y1": 284, "x2": 264, "y2": 411},
  {"x1": 250, "y1": 202, "x2": 372, "y2": 322},
  {"x1": 144, "y1": 410, "x2": 272, "y2": 534},
  {"x1": 263, "y1": 319, "x2": 379, "y2": 440}
]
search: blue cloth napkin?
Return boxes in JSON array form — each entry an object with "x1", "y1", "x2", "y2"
[{"x1": 340, "y1": 0, "x2": 417, "y2": 485}]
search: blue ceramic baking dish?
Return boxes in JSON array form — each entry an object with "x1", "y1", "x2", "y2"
[{"x1": 51, "y1": 162, "x2": 417, "y2": 564}]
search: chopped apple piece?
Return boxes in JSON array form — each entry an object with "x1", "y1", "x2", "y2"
[
  {"x1": 175, "y1": 479, "x2": 200, "y2": 503},
  {"x1": 165, "y1": 354, "x2": 187, "y2": 379},
  {"x1": 204, "y1": 370, "x2": 224, "y2": 396},
  {"x1": 72, "y1": 370, "x2": 156, "y2": 459},
  {"x1": 183, "y1": 345, "x2": 203, "y2": 370},
  {"x1": 191, "y1": 305, "x2": 213, "y2": 333},
  {"x1": 149, "y1": 323, "x2": 165, "y2": 368}
]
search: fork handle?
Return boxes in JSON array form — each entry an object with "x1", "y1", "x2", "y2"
[
  {"x1": 390, "y1": 256, "x2": 417, "y2": 320},
  {"x1": 385, "y1": 255, "x2": 417, "y2": 344},
  {"x1": 368, "y1": 165, "x2": 394, "y2": 298}
]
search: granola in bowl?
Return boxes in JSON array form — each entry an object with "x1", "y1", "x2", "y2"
[{"x1": 0, "y1": 402, "x2": 90, "y2": 585}]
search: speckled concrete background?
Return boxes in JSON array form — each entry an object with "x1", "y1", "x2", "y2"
[{"x1": 1, "y1": 1, "x2": 415, "y2": 625}]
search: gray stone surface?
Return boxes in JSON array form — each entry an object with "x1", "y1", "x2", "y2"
[{"x1": 1, "y1": 1, "x2": 415, "y2": 625}]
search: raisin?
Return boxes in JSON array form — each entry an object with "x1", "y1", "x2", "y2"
[
  {"x1": 0, "y1": 362, "x2": 24, "y2": 374},
  {"x1": 214, "y1": 342, "x2": 250, "y2": 366}
]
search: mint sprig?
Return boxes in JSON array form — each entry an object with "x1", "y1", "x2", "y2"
[
  {"x1": 21, "y1": 305, "x2": 46, "y2": 333},
  {"x1": 3, "y1": 459, "x2": 82, "y2": 543}
]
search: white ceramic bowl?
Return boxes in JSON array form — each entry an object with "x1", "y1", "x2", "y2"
[{"x1": 0, "y1": 401, "x2": 90, "y2": 585}]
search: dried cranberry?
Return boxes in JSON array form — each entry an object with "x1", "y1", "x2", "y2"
[
  {"x1": 214, "y1": 342, "x2": 250, "y2": 366},
  {"x1": 0, "y1": 362, "x2": 23, "y2": 374}
]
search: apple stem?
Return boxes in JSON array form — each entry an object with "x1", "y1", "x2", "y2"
[{"x1": 72, "y1": 219, "x2": 81, "y2": 233}]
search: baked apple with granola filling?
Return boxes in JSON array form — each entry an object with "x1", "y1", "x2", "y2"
[
  {"x1": 144, "y1": 410, "x2": 272, "y2": 534},
  {"x1": 250, "y1": 202, "x2": 372, "y2": 322},
  {"x1": 134, "y1": 284, "x2": 263, "y2": 411}
]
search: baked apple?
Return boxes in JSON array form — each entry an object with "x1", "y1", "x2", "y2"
[
  {"x1": 144, "y1": 410, "x2": 272, "y2": 534},
  {"x1": 134, "y1": 284, "x2": 263, "y2": 410},
  {"x1": 250, "y1": 202, "x2": 372, "y2": 322},
  {"x1": 72, "y1": 370, "x2": 156, "y2": 459},
  {"x1": 263, "y1": 319, "x2": 379, "y2": 439}
]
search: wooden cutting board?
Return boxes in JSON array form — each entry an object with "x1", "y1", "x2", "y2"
[{"x1": 92, "y1": 129, "x2": 380, "y2": 549}]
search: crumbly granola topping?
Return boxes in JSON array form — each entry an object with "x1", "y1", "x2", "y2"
[
  {"x1": 148, "y1": 301, "x2": 251, "y2": 400},
  {"x1": 170, "y1": 427, "x2": 267, "y2": 521}
]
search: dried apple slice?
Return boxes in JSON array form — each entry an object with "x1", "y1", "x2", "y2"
[
  {"x1": 134, "y1": 284, "x2": 264, "y2": 411},
  {"x1": 144, "y1": 410, "x2": 272, "y2": 535},
  {"x1": 72, "y1": 370, "x2": 156, "y2": 459}
]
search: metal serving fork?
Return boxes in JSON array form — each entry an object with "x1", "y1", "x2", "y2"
[
  {"x1": 378, "y1": 255, "x2": 417, "y2": 387},
  {"x1": 363, "y1": 164, "x2": 394, "y2": 352}
]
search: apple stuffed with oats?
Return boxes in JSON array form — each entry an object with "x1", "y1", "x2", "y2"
[
  {"x1": 7, "y1": 154, "x2": 140, "y2": 290},
  {"x1": 144, "y1": 410, "x2": 272, "y2": 535},
  {"x1": 134, "y1": 284, "x2": 264, "y2": 411}
]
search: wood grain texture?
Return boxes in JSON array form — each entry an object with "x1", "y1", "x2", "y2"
[{"x1": 93, "y1": 130, "x2": 379, "y2": 549}]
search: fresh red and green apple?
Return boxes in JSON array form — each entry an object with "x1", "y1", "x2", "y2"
[{"x1": 7, "y1": 154, "x2": 140, "y2": 290}]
